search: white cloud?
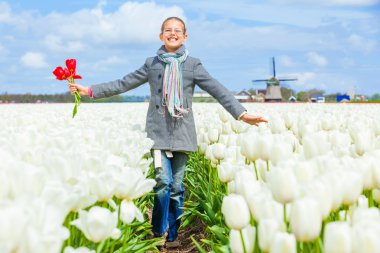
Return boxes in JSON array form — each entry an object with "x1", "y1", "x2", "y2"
[
  {"x1": 328, "y1": 0, "x2": 378, "y2": 6},
  {"x1": 38, "y1": 2, "x2": 185, "y2": 45},
  {"x1": 0, "y1": 2, "x2": 12, "y2": 23},
  {"x1": 20, "y1": 52, "x2": 48, "y2": 69},
  {"x1": 271, "y1": 0, "x2": 378, "y2": 6},
  {"x1": 348, "y1": 34, "x2": 377, "y2": 54},
  {"x1": 0, "y1": 43, "x2": 8, "y2": 57},
  {"x1": 93, "y1": 56, "x2": 127, "y2": 71},
  {"x1": 43, "y1": 35, "x2": 84, "y2": 52},
  {"x1": 289, "y1": 72, "x2": 317, "y2": 89},
  {"x1": 278, "y1": 55, "x2": 296, "y2": 67},
  {"x1": 341, "y1": 57, "x2": 355, "y2": 67},
  {"x1": 307, "y1": 52, "x2": 328, "y2": 67}
]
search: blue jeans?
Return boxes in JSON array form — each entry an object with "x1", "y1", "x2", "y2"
[{"x1": 152, "y1": 150, "x2": 188, "y2": 242}]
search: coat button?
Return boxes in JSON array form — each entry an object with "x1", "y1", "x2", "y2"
[
  {"x1": 158, "y1": 74, "x2": 162, "y2": 78},
  {"x1": 158, "y1": 88, "x2": 162, "y2": 93},
  {"x1": 156, "y1": 105, "x2": 159, "y2": 109}
]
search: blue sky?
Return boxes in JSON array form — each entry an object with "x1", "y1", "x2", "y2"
[{"x1": 0, "y1": 0, "x2": 379, "y2": 96}]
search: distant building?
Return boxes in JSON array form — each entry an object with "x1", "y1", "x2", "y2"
[
  {"x1": 288, "y1": 96, "x2": 297, "y2": 102},
  {"x1": 337, "y1": 95, "x2": 350, "y2": 102},
  {"x1": 234, "y1": 90, "x2": 254, "y2": 102},
  {"x1": 311, "y1": 94, "x2": 325, "y2": 103},
  {"x1": 193, "y1": 91, "x2": 211, "y2": 98}
]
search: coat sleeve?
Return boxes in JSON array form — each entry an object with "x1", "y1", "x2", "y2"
[
  {"x1": 90, "y1": 60, "x2": 149, "y2": 99},
  {"x1": 193, "y1": 59, "x2": 246, "y2": 120}
]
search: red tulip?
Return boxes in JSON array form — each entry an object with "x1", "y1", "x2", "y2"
[
  {"x1": 53, "y1": 66, "x2": 71, "y2": 80},
  {"x1": 73, "y1": 74, "x2": 82, "y2": 79},
  {"x1": 66, "y1": 59, "x2": 77, "y2": 75},
  {"x1": 52, "y1": 58, "x2": 83, "y2": 118}
]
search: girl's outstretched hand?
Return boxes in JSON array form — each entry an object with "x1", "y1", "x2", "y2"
[
  {"x1": 68, "y1": 83, "x2": 89, "y2": 97},
  {"x1": 240, "y1": 113, "x2": 268, "y2": 126}
]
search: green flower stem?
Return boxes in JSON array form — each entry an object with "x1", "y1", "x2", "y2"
[
  {"x1": 317, "y1": 237, "x2": 324, "y2": 253},
  {"x1": 239, "y1": 230, "x2": 247, "y2": 253},
  {"x1": 283, "y1": 204, "x2": 289, "y2": 232},
  {"x1": 368, "y1": 190, "x2": 374, "y2": 208},
  {"x1": 96, "y1": 240, "x2": 106, "y2": 253},
  {"x1": 253, "y1": 161, "x2": 259, "y2": 180},
  {"x1": 266, "y1": 160, "x2": 269, "y2": 171}
]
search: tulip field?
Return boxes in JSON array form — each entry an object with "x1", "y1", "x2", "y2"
[{"x1": 1, "y1": 102, "x2": 380, "y2": 253}]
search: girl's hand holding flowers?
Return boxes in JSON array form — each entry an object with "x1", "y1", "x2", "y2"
[
  {"x1": 68, "y1": 83, "x2": 88, "y2": 97},
  {"x1": 53, "y1": 59, "x2": 83, "y2": 118}
]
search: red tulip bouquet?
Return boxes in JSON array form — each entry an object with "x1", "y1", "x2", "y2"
[{"x1": 53, "y1": 59, "x2": 82, "y2": 118}]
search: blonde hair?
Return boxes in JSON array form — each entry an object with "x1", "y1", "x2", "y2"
[{"x1": 161, "y1": 17, "x2": 186, "y2": 34}]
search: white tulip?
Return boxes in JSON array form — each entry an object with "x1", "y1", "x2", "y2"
[
  {"x1": 247, "y1": 193, "x2": 283, "y2": 225},
  {"x1": 290, "y1": 198, "x2": 322, "y2": 242},
  {"x1": 258, "y1": 219, "x2": 281, "y2": 252},
  {"x1": 357, "y1": 195, "x2": 369, "y2": 209},
  {"x1": 270, "y1": 141, "x2": 293, "y2": 166},
  {"x1": 231, "y1": 119, "x2": 248, "y2": 134},
  {"x1": 225, "y1": 146, "x2": 244, "y2": 164},
  {"x1": 302, "y1": 180, "x2": 333, "y2": 219},
  {"x1": 199, "y1": 142, "x2": 208, "y2": 154},
  {"x1": 217, "y1": 162, "x2": 240, "y2": 183},
  {"x1": 269, "y1": 232, "x2": 296, "y2": 253},
  {"x1": 218, "y1": 107, "x2": 230, "y2": 123},
  {"x1": 205, "y1": 144, "x2": 218, "y2": 164},
  {"x1": 229, "y1": 226, "x2": 256, "y2": 253},
  {"x1": 88, "y1": 171, "x2": 116, "y2": 201},
  {"x1": 120, "y1": 199, "x2": 144, "y2": 224},
  {"x1": 269, "y1": 115, "x2": 286, "y2": 134},
  {"x1": 351, "y1": 207, "x2": 380, "y2": 226},
  {"x1": 208, "y1": 128, "x2": 220, "y2": 143},
  {"x1": 0, "y1": 201, "x2": 28, "y2": 253},
  {"x1": 64, "y1": 246, "x2": 96, "y2": 253},
  {"x1": 240, "y1": 133, "x2": 261, "y2": 162},
  {"x1": 323, "y1": 222, "x2": 352, "y2": 253},
  {"x1": 268, "y1": 165, "x2": 299, "y2": 204},
  {"x1": 341, "y1": 171, "x2": 363, "y2": 206},
  {"x1": 373, "y1": 189, "x2": 380, "y2": 204},
  {"x1": 257, "y1": 135, "x2": 273, "y2": 161},
  {"x1": 321, "y1": 172, "x2": 345, "y2": 210},
  {"x1": 356, "y1": 156, "x2": 376, "y2": 190},
  {"x1": 256, "y1": 159, "x2": 269, "y2": 182},
  {"x1": 114, "y1": 168, "x2": 156, "y2": 200},
  {"x1": 222, "y1": 194, "x2": 250, "y2": 230},
  {"x1": 352, "y1": 223, "x2": 380, "y2": 253},
  {"x1": 293, "y1": 160, "x2": 317, "y2": 183},
  {"x1": 353, "y1": 130, "x2": 373, "y2": 156},
  {"x1": 227, "y1": 134, "x2": 238, "y2": 147},
  {"x1": 284, "y1": 112, "x2": 296, "y2": 130},
  {"x1": 211, "y1": 143, "x2": 226, "y2": 161},
  {"x1": 222, "y1": 122, "x2": 233, "y2": 135},
  {"x1": 219, "y1": 134, "x2": 229, "y2": 146},
  {"x1": 71, "y1": 206, "x2": 120, "y2": 243},
  {"x1": 233, "y1": 169, "x2": 260, "y2": 199}
]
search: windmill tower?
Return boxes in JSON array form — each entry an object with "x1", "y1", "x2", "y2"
[{"x1": 252, "y1": 57, "x2": 297, "y2": 102}]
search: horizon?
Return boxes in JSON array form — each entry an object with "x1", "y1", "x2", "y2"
[{"x1": 0, "y1": 0, "x2": 379, "y2": 96}]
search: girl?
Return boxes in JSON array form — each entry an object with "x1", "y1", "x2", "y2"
[{"x1": 69, "y1": 16, "x2": 268, "y2": 248}]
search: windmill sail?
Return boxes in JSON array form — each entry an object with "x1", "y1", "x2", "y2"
[{"x1": 252, "y1": 57, "x2": 297, "y2": 102}]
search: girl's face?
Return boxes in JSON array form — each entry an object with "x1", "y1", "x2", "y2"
[{"x1": 160, "y1": 19, "x2": 188, "y2": 52}]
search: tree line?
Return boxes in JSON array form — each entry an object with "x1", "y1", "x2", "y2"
[
  {"x1": 0, "y1": 92, "x2": 149, "y2": 103},
  {"x1": 1, "y1": 89, "x2": 379, "y2": 103}
]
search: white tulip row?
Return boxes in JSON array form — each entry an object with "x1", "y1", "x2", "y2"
[
  {"x1": 193, "y1": 103, "x2": 380, "y2": 253},
  {"x1": 2, "y1": 102, "x2": 380, "y2": 253},
  {"x1": 0, "y1": 103, "x2": 156, "y2": 253}
]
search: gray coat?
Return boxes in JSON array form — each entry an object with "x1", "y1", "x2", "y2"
[{"x1": 91, "y1": 45, "x2": 246, "y2": 152}]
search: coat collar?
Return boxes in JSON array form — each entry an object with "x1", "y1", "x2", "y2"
[{"x1": 156, "y1": 45, "x2": 187, "y2": 55}]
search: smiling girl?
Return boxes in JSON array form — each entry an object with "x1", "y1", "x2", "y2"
[{"x1": 69, "y1": 16, "x2": 267, "y2": 249}]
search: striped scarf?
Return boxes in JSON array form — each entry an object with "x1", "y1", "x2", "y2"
[{"x1": 158, "y1": 49, "x2": 189, "y2": 118}]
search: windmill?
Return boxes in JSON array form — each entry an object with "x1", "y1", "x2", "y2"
[{"x1": 252, "y1": 57, "x2": 297, "y2": 102}]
